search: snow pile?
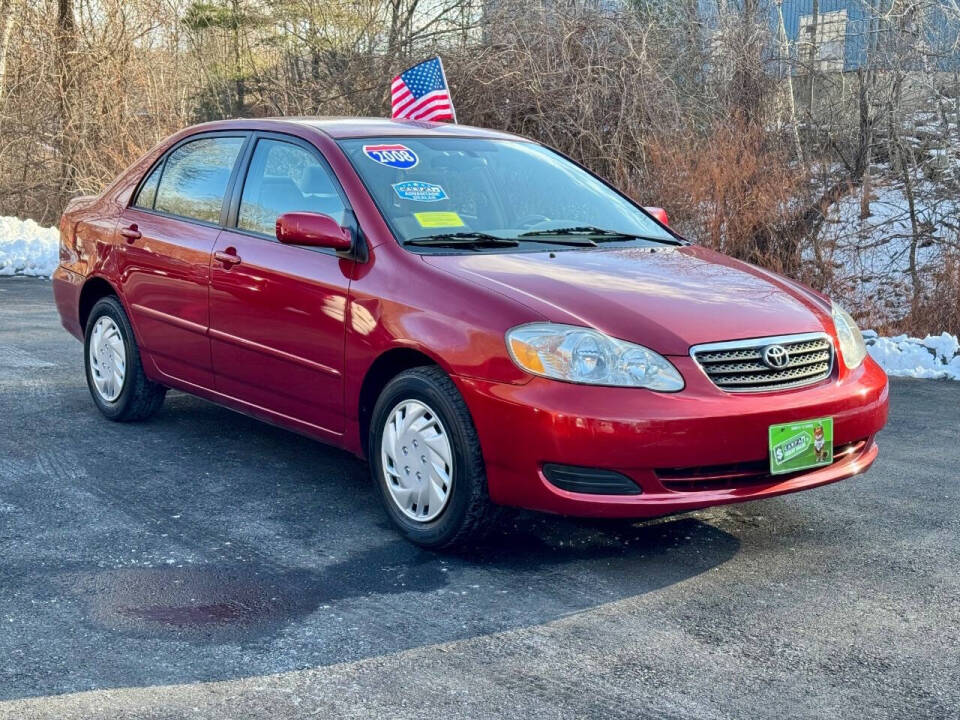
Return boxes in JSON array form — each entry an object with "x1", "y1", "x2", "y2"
[
  {"x1": 864, "y1": 330, "x2": 960, "y2": 381},
  {"x1": 0, "y1": 216, "x2": 59, "y2": 277}
]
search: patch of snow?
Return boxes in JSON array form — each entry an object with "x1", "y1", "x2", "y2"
[
  {"x1": 865, "y1": 331, "x2": 960, "y2": 381},
  {"x1": 809, "y1": 99, "x2": 960, "y2": 332},
  {"x1": 0, "y1": 216, "x2": 59, "y2": 277},
  {"x1": 922, "y1": 332, "x2": 959, "y2": 362},
  {"x1": 812, "y1": 176, "x2": 959, "y2": 329}
]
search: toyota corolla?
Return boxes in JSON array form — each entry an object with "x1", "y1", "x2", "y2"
[{"x1": 52, "y1": 118, "x2": 889, "y2": 548}]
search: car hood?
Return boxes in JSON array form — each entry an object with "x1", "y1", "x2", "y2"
[{"x1": 422, "y1": 245, "x2": 833, "y2": 356}]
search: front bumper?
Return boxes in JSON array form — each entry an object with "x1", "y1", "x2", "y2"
[{"x1": 453, "y1": 355, "x2": 889, "y2": 518}]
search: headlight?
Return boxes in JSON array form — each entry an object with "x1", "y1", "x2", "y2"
[
  {"x1": 506, "y1": 323, "x2": 684, "y2": 391},
  {"x1": 831, "y1": 303, "x2": 867, "y2": 369}
]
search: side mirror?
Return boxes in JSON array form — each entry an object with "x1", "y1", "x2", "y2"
[
  {"x1": 644, "y1": 206, "x2": 669, "y2": 227},
  {"x1": 276, "y1": 212, "x2": 352, "y2": 251}
]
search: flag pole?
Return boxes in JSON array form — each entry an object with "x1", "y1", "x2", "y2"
[{"x1": 436, "y1": 55, "x2": 458, "y2": 124}]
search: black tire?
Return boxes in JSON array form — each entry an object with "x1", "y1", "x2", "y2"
[
  {"x1": 84, "y1": 296, "x2": 166, "y2": 422},
  {"x1": 369, "y1": 366, "x2": 498, "y2": 549}
]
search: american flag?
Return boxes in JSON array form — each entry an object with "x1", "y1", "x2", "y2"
[{"x1": 391, "y1": 57, "x2": 456, "y2": 123}]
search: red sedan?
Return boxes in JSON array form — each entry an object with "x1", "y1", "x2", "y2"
[{"x1": 52, "y1": 118, "x2": 889, "y2": 548}]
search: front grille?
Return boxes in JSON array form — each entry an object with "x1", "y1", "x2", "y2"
[
  {"x1": 691, "y1": 333, "x2": 834, "y2": 392},
  {"x1": 656, "y1": 439, "x2": 868, "y2": 492}
]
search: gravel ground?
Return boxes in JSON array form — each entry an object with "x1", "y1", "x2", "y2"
[{"x1": 0, "y1": 277, "x2": 957, "y2": 719}]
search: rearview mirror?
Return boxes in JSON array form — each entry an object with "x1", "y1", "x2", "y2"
[
  {"x1": 276, "y1": 212, "x2": 352, "y2": 251},
  {"x1": 644, "y1": 207, "x2": 669, "y2": 227}
]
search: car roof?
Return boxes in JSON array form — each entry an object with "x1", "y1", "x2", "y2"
[{"x1": 183, "y1": 117, "x2": 529, "y2": 142}]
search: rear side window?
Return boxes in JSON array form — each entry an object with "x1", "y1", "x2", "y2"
[
  {"x1": 154, "y1": 136, "x2": 244, "y2": 223},
  {"x1": 238, "y1": 139, "x2": 346, "y2": 237},
  {"x1": 133, "y1": 163, "x2": 162, "y2": 209}
]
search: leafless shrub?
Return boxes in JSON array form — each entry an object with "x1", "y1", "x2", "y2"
[
  {"x1": 899, "y1": 250, "x2": 960, "y2": 337},
  {"x1": 643, "y1": 117, "x2": 809, "y2": 275},
  {"x1": 0, "y1": 0, "x2": 195, "y2": 222}
]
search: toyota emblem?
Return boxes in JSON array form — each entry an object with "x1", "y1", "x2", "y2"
[{"x1": 762, "y1": 344, "x2": 790, "y2": 369}]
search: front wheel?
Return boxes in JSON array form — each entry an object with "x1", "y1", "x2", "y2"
[
  {"x1": 84, "y1": 296, "x2": 166, "y2": 422},
  {"x1": 369, "y1": 366, "x2": 497, "y2": 549}
]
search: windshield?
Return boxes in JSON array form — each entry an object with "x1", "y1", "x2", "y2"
[{"x1": 337, "y1": 137, "x2": 676, "y2": 251}]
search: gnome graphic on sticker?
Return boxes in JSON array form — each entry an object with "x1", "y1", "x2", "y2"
[{"x1": 813, "y1": 423, "x2": 827, "y2": 462}]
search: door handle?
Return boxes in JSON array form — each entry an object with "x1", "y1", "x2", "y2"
[
  {"x1": 214, "y1": 249, "x2": 241, "y2": 266},
  {"x1": 119, "y1": 224, "x2": 141, "y2": 242}
]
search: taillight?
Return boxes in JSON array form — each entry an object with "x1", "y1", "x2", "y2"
[{"x1": 59, "y1": 218, "x2": 78, "y2": 263}]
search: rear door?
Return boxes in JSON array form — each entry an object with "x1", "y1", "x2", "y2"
[
  {"x1": 118, "y1": 132, "x2": 248, "y2": 389},
  {"x1": 208, "y1": 133, "x2": 354, "y2": 436}
]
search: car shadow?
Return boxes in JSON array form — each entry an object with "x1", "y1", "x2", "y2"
[{"x1": 2, "y1": 391, "x2": 741, "y2": 700}]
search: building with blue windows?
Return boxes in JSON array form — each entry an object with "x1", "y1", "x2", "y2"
[{"x1": 697, "y1": 0, "x2": 960, "y2": 73}]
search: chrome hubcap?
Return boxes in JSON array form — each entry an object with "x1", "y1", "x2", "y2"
[
  {"x1": 380, "y1": 399, "x2": 453, "y2": 522},
  {"x1": 89, "y1": 317, "x2": 126, "y2": 402}
]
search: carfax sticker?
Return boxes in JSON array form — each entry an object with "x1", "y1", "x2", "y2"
[
  {"x1": 414, "y1": 211, "x2": 464, "y2": 228},
  {"x1": 393, "y1": 181, "x2": 448, "y2": 202},
  {"x1": 363, "y1": 143, "x2": 419, "y2": 169}
]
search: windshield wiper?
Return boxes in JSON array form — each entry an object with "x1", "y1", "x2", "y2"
[
  {"x1": 404, "y1": 232, "x2": 519, "y2": 249},
  {"x1": 516, "y1": 236, "x2": 598, "y2": 247},
  {"x1": 520, "y1": 226, "x2": 684, "y2": 246}
]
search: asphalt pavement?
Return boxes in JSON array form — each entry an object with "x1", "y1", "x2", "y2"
[{"x1": 0, "y1": 277, "x2": 957, "y2": 719}]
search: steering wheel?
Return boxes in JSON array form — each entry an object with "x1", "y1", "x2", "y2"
[
  {"x1": 519, "y1": 217, "x2": 584, "y2": 232},
  {"x1": 516, "y1": 214, "x2": 551, "y2": 229}
]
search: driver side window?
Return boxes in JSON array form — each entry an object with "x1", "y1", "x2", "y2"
[{"x1": 238, "y1": 139, "x2": 347, "y2": 237}]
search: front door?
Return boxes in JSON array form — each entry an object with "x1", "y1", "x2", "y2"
[
  {"x1": 208, "y1": 135, "x2": 354, "y2": 436},
  {"x1": 117, "y1": 133, "x2": 247, "y2": 389}
]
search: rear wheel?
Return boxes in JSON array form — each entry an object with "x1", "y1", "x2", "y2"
[
  {"x1": 84, "y1": 296, "x2": 166, "y2": 421},
  {"x1": 369, "y1": 366, "x2": 497, "y2": 549}
]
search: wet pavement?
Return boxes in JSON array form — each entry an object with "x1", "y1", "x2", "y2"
[{"x1": 0, "y1": 277, "x2": 958, "y2": 719}]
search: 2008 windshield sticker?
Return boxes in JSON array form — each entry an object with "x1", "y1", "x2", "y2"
[
  {"x1": 393, "y1": 181, "x2": 448, "y2": 202},
  {"x1": 363, "y1": 144, "x2": 419, "y2": 169}
]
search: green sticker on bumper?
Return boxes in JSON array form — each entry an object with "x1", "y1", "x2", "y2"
[{"x1": 769, "y1": 417, "x2": 833, "y2": 475}]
